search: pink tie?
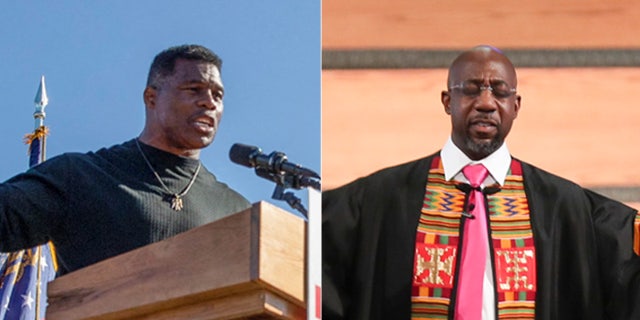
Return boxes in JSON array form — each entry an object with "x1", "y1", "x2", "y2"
[{"x1": 455, "y1": 164, "x2": 489, "y2": 320}]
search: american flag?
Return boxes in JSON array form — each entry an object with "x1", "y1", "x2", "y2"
[{"x1": 0, "y1": 76, "x2": 57, "y2": 320}]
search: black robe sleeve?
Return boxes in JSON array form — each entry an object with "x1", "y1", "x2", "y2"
[
  {"x1": 586, "y1": 189, "x2": 640, "y2": 319},
  {"x1": 322, "y1": 156, "x2": 434, "y2": 320},
  {"x1": 322, "y1": 179, "x2": 363, "y2": 320},
  {"x1": 521, "y1": 161, "x2": 640, "y2": 319}
]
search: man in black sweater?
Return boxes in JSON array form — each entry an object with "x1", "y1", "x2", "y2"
[{"x1": 0, "y1": 44, "x2": 250, "y2": 274}]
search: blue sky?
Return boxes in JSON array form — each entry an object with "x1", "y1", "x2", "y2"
[{"x1": 0, "y1": 1, "x2": 320, "y2": 214}]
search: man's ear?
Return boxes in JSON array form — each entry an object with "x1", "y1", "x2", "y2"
[
  {"x1": 513, "y1": 95, "x2": 522, "y2": 118},
  {"x1": 143, "y1": 86, "x2": 157, "y2": 109},
  {"x1": 441, "y1": 90, "x2": 451, "y2": 115}
]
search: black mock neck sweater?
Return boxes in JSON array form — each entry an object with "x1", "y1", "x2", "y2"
[{"x1": 0, "y1": 139, "x2": 250, "y2": 274}]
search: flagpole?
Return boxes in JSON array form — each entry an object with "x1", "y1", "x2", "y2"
[
  {"x1": 33, "y1": 75, "x2": 49, "y2": 320},
  {"x1": 33, "y1": 75, "x2": 48, "y2": 164}
]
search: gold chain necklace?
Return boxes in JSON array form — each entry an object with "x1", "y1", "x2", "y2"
[{"x1": 135, "y1": 139, "x2": 201, "y2": 211}]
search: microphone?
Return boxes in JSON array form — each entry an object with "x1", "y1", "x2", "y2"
[{"x1": 229, "y1": 143, "x2": 320, "y2": 179}]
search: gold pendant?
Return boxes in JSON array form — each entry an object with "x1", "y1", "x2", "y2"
[{"x1": 171, "y1": 195, "x2": 184, "y2": 211}]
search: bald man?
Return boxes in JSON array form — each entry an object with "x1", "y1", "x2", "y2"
[{"x1": 322, "y1": 46, "x2": 640, "y2": 320}]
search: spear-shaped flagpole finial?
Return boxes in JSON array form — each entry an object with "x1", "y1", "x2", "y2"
[{"x1": 33, "y1": 75, "x2": 49, "y2": 129}]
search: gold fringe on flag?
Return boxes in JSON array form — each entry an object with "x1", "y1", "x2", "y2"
[
  {"x1": 23, "y1": 126, "x2": 49, "y2": 155},
  {"x1": 23, "y1": 126, "x2": 49, "y2": 145},
  {"x1": 46, "y1": 242, "x2": 58, "y2": 272}
]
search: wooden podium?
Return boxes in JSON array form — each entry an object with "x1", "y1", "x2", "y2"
[{"x1": 46, "y1": 202, "x2": 306, "y2": 320}]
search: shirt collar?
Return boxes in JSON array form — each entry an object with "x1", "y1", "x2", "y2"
[{"x1": 441, "y1": 137, "x2": 511, "y2": 186}]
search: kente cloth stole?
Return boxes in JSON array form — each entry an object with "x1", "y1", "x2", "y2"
[{"x1": 411, "y1": 156, "x2": 536, "y2": 320}]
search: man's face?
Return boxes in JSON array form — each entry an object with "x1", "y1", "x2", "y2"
[
  {"x1": 441, "y1": 51, "x2": 521, "y2": 160},
  {"x1": 145, "y1": 59, "x2": 224, "y2": 153}
]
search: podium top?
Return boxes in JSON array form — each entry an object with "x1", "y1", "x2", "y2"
[{"x1": 47, "y1": 202, "x2": 305, "y2": 319}]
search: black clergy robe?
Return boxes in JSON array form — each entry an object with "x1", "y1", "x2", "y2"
[{"x1": 322, "y1": 153, "x2": 640, "y2": 320}]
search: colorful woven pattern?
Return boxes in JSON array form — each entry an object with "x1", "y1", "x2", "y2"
[
  {"x1": 411, "y1": 157, "x2": 537, "y2": 320},
  {"x1": 420, "y1": 169, "x2": 466, "y2": 236}
]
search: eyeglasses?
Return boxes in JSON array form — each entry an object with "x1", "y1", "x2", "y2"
[{"x1": 449, "y1": 80, "x2": 517, "y2": 99}]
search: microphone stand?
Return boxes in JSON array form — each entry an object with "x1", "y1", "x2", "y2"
[{"x1": 255, "y1": 168, "x2": 321, "y2": 217}]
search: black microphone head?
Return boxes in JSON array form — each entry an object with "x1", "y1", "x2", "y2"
[{"x1": 229, "y1": 143, "x2": 261, "y2": 168}]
